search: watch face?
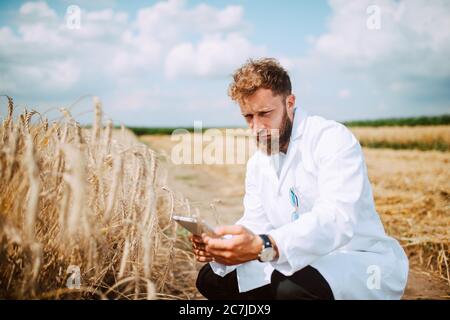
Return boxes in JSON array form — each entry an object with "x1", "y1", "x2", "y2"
[{"x1": 259, "y1": 247, "x2": 276, "y2": 262}]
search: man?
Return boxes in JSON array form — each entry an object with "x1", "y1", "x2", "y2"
[{"x1": 191, "y1": 58, "x2": 409, "y2": 300}]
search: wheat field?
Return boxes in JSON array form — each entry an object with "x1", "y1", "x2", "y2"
[
  {"x1": 350, "y1": 125, "x2": 449, "y2": 289},
  {"x1": 350, "y1": 126, "x2": 450, "y2": 151},
  {"x1": 142, "y1": 128, "x2": 450, "y2": 299},
  {"x1": 0, "y1": 97, "x2": 198, "y2": 299},
  {"x1": 1, "y1": 96, "x2": 449, "y2": 299}
]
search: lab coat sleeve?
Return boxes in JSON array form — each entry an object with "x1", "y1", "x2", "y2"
[
  {"x1": 210, "y1": 154, "x2": 272, "y2": 277},
  {"x1": 268, "y1": 123, "x2": 364, "y2": 275}
]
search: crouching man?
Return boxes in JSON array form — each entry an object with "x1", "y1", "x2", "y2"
[{"x1": 191, "y1": 58, "x2": 409, "y2": 300}]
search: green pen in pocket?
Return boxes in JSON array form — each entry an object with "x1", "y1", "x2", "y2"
[{"x1": 289, "y1": 186, "x2": 300, "y2": 221}]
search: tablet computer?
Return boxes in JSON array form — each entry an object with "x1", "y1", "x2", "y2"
[{"x1": 172, "y1": 215, "x2": 217, "y2": 236}]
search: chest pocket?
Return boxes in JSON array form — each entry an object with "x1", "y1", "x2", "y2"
[{"x1": 292, "y1": 162, "x2": 319, "y2": 215}]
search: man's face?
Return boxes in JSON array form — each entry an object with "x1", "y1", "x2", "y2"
[{"x1": 240, "y1": 88, "x2": 295, "y2": 155}]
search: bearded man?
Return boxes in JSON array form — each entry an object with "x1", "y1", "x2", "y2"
[{"x1": 191, "y1": 58, "x2": 409, "y2": 300}]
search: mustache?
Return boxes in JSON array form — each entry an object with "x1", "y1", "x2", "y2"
[
  {"x1": 256, "y1": 132, "x2": 278, "y2": 146},
  {"x1": 254, "y1": 129, "x2": 280, "y2": 137}
]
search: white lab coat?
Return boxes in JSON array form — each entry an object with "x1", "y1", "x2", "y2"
[{"x1": 210, "y1": 107, "x2": 409, "y2": 300}]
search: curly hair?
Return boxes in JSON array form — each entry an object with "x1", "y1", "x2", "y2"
[{"x1": 228, "y1": 58, "x2": 292, "y2": 105}]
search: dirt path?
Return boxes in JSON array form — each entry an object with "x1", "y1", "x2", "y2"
[{"x1": 141, "y1": 135, "x2": 449, "y2": 300}]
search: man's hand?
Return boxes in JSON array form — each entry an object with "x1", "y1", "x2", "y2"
[
  {"x1": 201, "y1": 225, "x2": 277, "y2": 266},
  {"x1": 189, "y1": 234, "x2": 214, "y2": 263}
]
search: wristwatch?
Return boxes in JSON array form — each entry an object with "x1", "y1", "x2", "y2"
[{"x1": 257, "y1": 234, "x2": 276, "y2": 262}]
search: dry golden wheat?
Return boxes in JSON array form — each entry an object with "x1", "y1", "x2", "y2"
[
  {"x1": 350, "y1": 126, "x2": 450, "y2": 150},
  {"x1": 0, "y1": 97, "x2": 197, "y2": 299}
]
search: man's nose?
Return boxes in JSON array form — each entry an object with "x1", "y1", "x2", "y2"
[{"x1": 251, "y1": 116, "x2": 264, "y2": 135}]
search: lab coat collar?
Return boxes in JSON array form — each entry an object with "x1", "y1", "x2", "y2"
[
  {"x1": 275, "y1": 107, "x2": 307, "y2": 192},
  {"x1": 290, "y1": 107, "x2": 308, "y2": 141}
]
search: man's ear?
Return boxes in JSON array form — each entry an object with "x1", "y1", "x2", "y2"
[{"x1": 286, "y1": 94, "x2": 296, "y2": 117}]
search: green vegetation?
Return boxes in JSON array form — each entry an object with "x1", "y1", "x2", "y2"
[
  {"x1": 126, "y1": 126, "x2": 242, "y2": 136},
  {"x1": 127, "y1": 126, "x2": 195, "y2": 135},
  {"x1": 127, "y1": 115, "x2": 450, "y2": 152},
  {"x1": 359, "y1": 140, "x2": 449, "y2": 152},
  {"x1": 344, "y1": 114, "x2": 450, "y2": 127},
  {"x1": 125, "y1": 115, "x2": 450, "y2": 136}
]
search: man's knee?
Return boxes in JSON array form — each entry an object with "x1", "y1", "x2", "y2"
[
  {"x1": 271, "y1": 267, "x2": 334, "y2": 300},
  {"x1": 273, "y1": 277, "x2": 320, "y2": 300},
  {"x1": 196, "y1": 264, "x2": 240, "y2": 300},
  {"x1": 196, "y1": 264, "x2": 214, "y2": 298}
]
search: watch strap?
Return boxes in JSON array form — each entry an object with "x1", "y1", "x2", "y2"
[{"x1": 259, "y1": 234, "x2": 272, "y2": 249}]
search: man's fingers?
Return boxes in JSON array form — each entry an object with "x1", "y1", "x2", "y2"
[
  {"x1": 205, "y1": 233, "x2": 247, "y2": 251},
  {"x1": 193, "y1": 251, "x2": 232, "y2": 265},
  {"x1": 196, "y1": 256, "x2": 214, "y2": 263},
  {"x1": 190, "y1": 235, "x2": 203, "y2": 243},
  {"x1": 205, "y1": 238, "x2": 236, "y2": 251},
  {"x1": 189, "y1": 234, "x2": 202, "y2": 240},
  {"x1": 191, "y1": 234, "x2": 206, "y2": 249},
  {"x1": 213, "y1": 225, "x2": 247, "y2": 236},
  {"x1": 194, "y1": 254, "x2": 229, "y2": 265},
  {"x1": 205, "y1": 248, "x2": 231, "y2": 259},
  {"x1": 192, "y1": 241, "x2": 207, "y2": 250},
  {"x1": 194, "y1": 249, "x2": 212, "y2": 257}
]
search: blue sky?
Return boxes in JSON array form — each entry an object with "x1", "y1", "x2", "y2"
[{"x1": 0, "y1": 0, "x2": 449, "y2": 127}]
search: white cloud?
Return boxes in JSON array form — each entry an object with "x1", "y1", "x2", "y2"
[
  {"x1": 5, "y1": 0, "x2": 446, "y2": 125},
  {"x1": 18, "y1": 22, "x2": 68, "y2": 46},
  {"x1": 10, "y1": 0, "x2": 252, "y2": 82},
  {"x1": 338, "y1": 89, "x2": 350, "y2": 99},
  {"x1": 128, "y1": 0, "x2": 251, "y2": 78},
  {"x1": 311, "y1": 0, "x2": 450, "y2": 79},
  {"x1": 134, "y1": 0, "x2": 245, "y2": 42},
  {"x1": 188, "y1": 4, "x2": 244, "y2": 33},
  {"x1": 289, "y1": 0, "x2": 450, "y2": 119},
  {"x1": 0, "y1": 26, "x2": 17, "y2": 43},
  {"x1": 165, "y1": 33, "x2": 265, "y2": 78},
  {"x1": 0, "y1": 0, "x2": 258, "y2": 110},
  {"x1": 19, "y1": 1, "x2": 57, "y2": 19}
]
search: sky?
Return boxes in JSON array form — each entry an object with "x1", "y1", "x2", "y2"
[{"x1": 0, "y1": 0, "x2": 449, "y2": 127}]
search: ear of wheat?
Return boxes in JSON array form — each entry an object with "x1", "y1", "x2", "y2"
[{"x1": 0, "y1": 96, "x2": 197, "y2": 299}]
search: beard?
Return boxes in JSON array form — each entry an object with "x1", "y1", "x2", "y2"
[{"x1": 256, "y1": 107, "x2": 293, "y2": 155}]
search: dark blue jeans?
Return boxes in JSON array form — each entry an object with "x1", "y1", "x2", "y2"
[{"x1": 196, "y1": 263, "x2": 334, "y2": 300}]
